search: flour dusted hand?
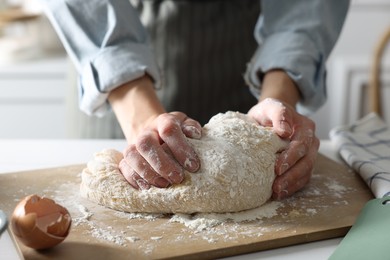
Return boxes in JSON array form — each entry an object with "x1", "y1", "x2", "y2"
[
  {"x1": 80, "y1": 111, "x2": 287, "y2": 213},
  {"x1": 248, "y1": 98, "x2": 320, "y2": 200}
]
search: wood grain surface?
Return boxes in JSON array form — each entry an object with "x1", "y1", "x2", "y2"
[{"x1": 0, "y1": 154, "x2": 373, "y2": 259}]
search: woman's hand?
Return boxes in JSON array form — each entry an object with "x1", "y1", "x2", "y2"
[
  {"x1": 118, "y1": 112, "x2": 201, "y2": 190},
  {"x1": 248, "y1": 98, "x2": 320, "y2": 200},
  {"x1": 108, "y1": 75, "x2": 201, "y2": 190}
]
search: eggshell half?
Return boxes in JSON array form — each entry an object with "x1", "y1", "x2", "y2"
[{"x1": 11, "y1": 194, "x2": 71, "y2": 250}]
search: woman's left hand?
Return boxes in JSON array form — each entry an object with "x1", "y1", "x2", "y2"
[{"x1": 248, "y1": 98, "x2": 320, "y2": 200}]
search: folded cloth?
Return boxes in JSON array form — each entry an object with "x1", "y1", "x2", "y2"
[{"x1": 330, "y1": 113, "x2": 390, "y2": 198}]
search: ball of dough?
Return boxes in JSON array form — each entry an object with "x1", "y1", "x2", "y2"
[{"x1": 80, "y1": 111, "x2": 286, "y2": 213}]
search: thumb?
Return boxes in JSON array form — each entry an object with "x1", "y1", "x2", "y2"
[{"x1": 273, "y1": 119, "x2": 293, "y2": 138}]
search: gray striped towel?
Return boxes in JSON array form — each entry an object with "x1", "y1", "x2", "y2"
[{"x1": 330, "y1": 113, "x2": 390, "y2": 198}]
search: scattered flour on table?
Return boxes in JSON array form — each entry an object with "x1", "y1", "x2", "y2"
[
  {"x1": 169, "y1": 201, "x2": 282, "y2": 232},
  {"x1": 325, "y1": 180, "x2": 349, "y2": 198},
  {"x1": 75, "y1": 204, "x2": 93, "y2": 221},
  {"x1": 47, "y1": 162, "x2": 353, "y2": 248},
  {"x1": 72, "y1": 204, "x2": 128, "y2": 246},
  {"x1": 125, "y1": 236, "x2": 140, "y2": 242},
  {"x1": 91, "y1": 200, "x2": 283, "y2": 245},
  {"x1": 52, "y1": 182, "x2": 284, "y2": 246},
  {"x1": 114, "y1": 211, "x2": 164, "y2": 221}
]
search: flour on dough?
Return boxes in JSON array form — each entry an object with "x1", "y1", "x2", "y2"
[{"x1": 80, "y1": 111, "x2": 287, "y2": 213}]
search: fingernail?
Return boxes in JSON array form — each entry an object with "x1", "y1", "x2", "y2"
[
  {"x1": 275, "y1": 189, "x2": 289, "y2": 200},
  {"x1": 136, "y1": 179, "x2": 150, "y2": 190},
  {"x1": 184, "y1": 125, "x2": 201, "y2": 139},
  {"x1": 154, "y1": 177, "x2": 170, "y2": 188},
  {"x1": 184, "y1": 157, "x2": 200, "y2": 172},
  {"x1": 168, "y1": 171, "x2": 184, "y2": 184}
]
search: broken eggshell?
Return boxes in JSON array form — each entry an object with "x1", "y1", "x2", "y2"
[{"x1": 11, "y1": 194, "x2": 71, "y2": 250}]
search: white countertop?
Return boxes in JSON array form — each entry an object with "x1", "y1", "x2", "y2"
[{"x1": 0, "y1": 139, "x2": 344, "y2": 259}]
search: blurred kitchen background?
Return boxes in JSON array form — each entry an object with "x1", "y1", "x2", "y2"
[{"x1": 0, "y1": 0, "x2": 389, "y2": 140}]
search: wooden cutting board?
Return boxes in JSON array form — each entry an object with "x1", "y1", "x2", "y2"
[{"x1": 0, "y1": 153, "x2": 373, "y2": 259}]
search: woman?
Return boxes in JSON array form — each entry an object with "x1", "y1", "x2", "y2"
[{"x1": 43, "y1": 0, "x2": 349, "y2": 199}]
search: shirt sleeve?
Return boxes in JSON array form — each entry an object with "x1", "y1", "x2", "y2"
[
  {"x1": 245, "y1": 0, "x2": 350, "y2": 114},
  {"x1": 42, "y1": 0, "x2": 160, "y2": 116}
]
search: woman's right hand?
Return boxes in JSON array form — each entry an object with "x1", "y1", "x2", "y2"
[
  {"x1": 118, "y1": 111, "x2": 202, "y2": 190},
  {"x1": 108, "y1": 75, "x2": 202, "y2": 190}
]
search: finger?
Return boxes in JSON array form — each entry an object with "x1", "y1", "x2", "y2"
[
  {"x1": 157, "y1": 114, "x2": 200, "y2": 173},
  {"x1": 276, "y1": 140, "x2": 308, "y2": 176},
  {"x1": 161, "y1": 143, "x2": 174, "y2": 158},
  {"x1": 262, "y1": 99, "x2": 293, "y2": 138},
  {"x1": 249, "y1": 98, "x2": 293, "y2": 138},
  {"x1": 170, "y1": 112, "x2": 202, "y2": 139},
  {"x1": 182, "y1": 120, "x2": 202, "y2": 139},
  {"x1": 248, "y1": 104, "x2": 273, "y2": 127},
  {"x1": 124, "y1": 143, "x2": 171, "y2": 188},
  {"x1": 135, "y1": 129, "x2": 185, "y2": 184},
  {"x1": 272, "y1": 144, "x2": 318, "y2": 199},
  {"x1": 118, "y1": 159, "x2": 150, "y2": 190},
  {"x1": 275, "y1": 128, "x2": 317, "y2": 175},
  {"x1": 272, "y1": 169, "x2": 312, "y2": 200}
]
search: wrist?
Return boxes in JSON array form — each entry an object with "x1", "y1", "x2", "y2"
[
  {"x1": 108, "y1": 75, "x2": 165, "y2": 143},
  {"x1": 259, "y1": 69, "x2": 300, "y2": 108}
]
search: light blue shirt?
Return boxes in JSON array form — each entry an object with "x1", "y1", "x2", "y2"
[{"x1": 42, "y1": 0, "x2": 349, "y2": 116}]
